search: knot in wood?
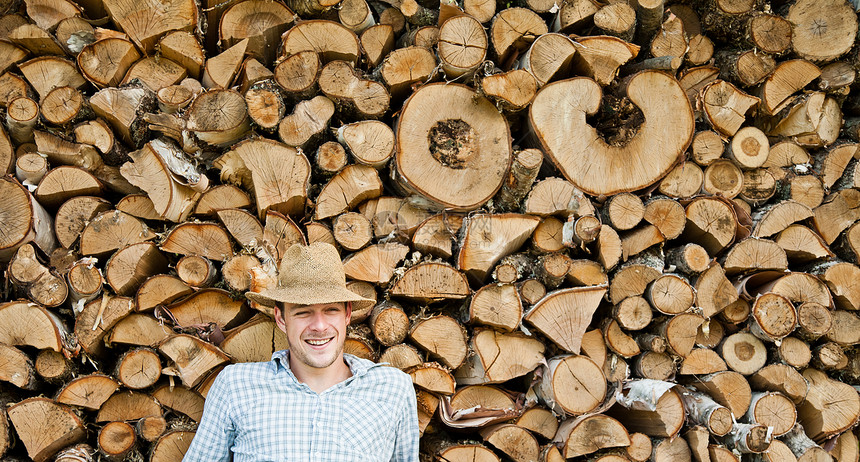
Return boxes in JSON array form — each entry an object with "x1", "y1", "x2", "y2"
[{"x1": 428, "y1": 119, "x2": 476, "y2": 169}]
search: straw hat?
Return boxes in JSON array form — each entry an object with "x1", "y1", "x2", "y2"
[{"x1": 245, "y1": 242, "x2": 372, "y2": 307}]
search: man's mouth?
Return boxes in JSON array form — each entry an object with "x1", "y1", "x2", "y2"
[{"x1": 305, "y1": 337, "x2": 333, "y2": 346}]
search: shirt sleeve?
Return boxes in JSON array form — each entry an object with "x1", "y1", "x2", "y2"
[
  {"x1": 182, "y1": 367, "x2": 236, "y2": 462},
  {"x1": 390, "y1": 376, "x2": 420, "y2": 462}
]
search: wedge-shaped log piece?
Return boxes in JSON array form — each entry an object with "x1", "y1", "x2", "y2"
[
  {"x1": 767, "y1": 92, "x2": 841, "y2": 147},
  {"x1": 152, "y1": 384, "x2": 205, "y2": 422},
  {"x1": 35, "y1": 165, "x2": 103, "y2": 208},
  {"x1": 360, "y1": 25, "x2": 394, "y2": 68},
  {"x1": 455, "y1": 329, "x2": 544, "y2": 384},
  {"x1": 0, "y1": 343, "x2": 37, "y2": 389},
  {"x1": 516, "y1": 407, "x2": 557, "y2": 440},
  {"x1": 0, "y1": 300, "x2": 68, "y2": 352},
  {"x1": 409, "y1": 315, "x2": 468, "y2": 369},
  {"x1": 159, "y1": 31, "x2": 205, "y2": 79},
  {"x1": 524, "y1": 177, "x2": 595, "y2": 217},
  {"x1": 361, "y1": 196, "x2": 433, "y2": 239},
  {"x1": 0, "y1": 176, "x2": 56, "y2": 260},
  {"x1": 570, "y1": 36, "x2": 638, "y2": 87},
  {"x1": 682, "y1": 197, "x2": 737, "y2": 255},
  {"x1": 160, "y1": 222, "x2": 233, "y2": 261},
  {"x1": 122, "y1": 56, "x2": 188, "y2": 91},
  {"x1": 116, "y1": 194, "x2": 162, "y2": 221},
  {"x1": 342, "y1": 242, "x2": 409, "y2": 284},
  {"x1": 748, "y1": 364, "x2": 808, "y2": 405},
  {"x1": 457, "y1": 213, "x2": 540, "y2": 282},
  {"x1": 77, "y1": 38, "x2": 140, "y2": 88},
  {"x1": 159, "y1": 334, "x2": 230, "y2": 387},
  {"x1": 826, "y1": 310, "x2": 860, "y2": 345},
  {"x1": 689, "y1": 370, "x2": 751, "y2": 418},
  {"x1": 103, "y1": 0, "x2": 197, "y2": 52},
  {"x1": 480, "y1": 424, "x2": 539, "y2": 462},
  {"x1": 315, "y1": 164, "x2": 383, "y2": 220},
  {"x1": 18, "y1": 56, "x2": 86, "y2": 99},
  {"x1": 702, "y1": 80, "x2": 760, "y2": 137},
  {"x1": 448, "y1": 384, "x2": 517, "y2": 417},
  {"x1": 106, "y1": 313, "x2": 172, "y2": 347},
  {"x1": 8, "y1": 23, "x2": 65, "y2": 57},
  {"x1": 752, "y1": 200, "x2": 814, "y2": 238},
  {"x1": 556, "y1": 414, "x2": 630, "y2": 458},
  {"x1": 798, "y1": 368, "x2": 860, "y2": 442},
  {"x1": 775, "y1": 226, "x2": 826, "y2": 264},
  {"x1": 390, "y1": 262, "x2": 470, "y2": 303},
  {"x1": 195, "y1": 184, "x2": 252, "y2": 216},
  {"x1": 816, "y1": 143, "x2": 859, "y2": 190},
  {"x1": 530, "y1": 71, "x2": 694, "y2": 196},
  {"x1": 535, "y1": 355, "x2": 606, "y2": 416},
  {"x1": 660, "y1": 312, "x2": 705, "y2": 358},
  {"x1": 767, "y1": 272, "x2": 832, "y2": 307},
  {"x1": 279, "y1": 95, "x2": 334, "y2": 148},
  {"x1": 281, "y1": 20, "x2": 360, "y2": 64},
  {"x1": 680, "y1": 348, "x2": 727, "y2": 375},
  {"x1": 220, "y1": 0, "x2": 295, "y2": 65},
  {"x1": 525, "y1": 285, "x2": 607, "y2": 353},
  {"x1": 608, "y1": 380, "x2": 685, "y2": 438},
  {"x1": 56, "y1": 374, "x2": 119, "y2": 410},
  {"x1": 264, "y1": 211, "x2": 306, "y2": 261},
  {"x1": 150, "y1": 430, "x2": 194, "y2": 461},
  {"x1": 394, "y1": 83, "x2": 512, "y2": 211},
  {"x1": 813, "y1": 189, "x2": 860, "y2": 244},
  {"x1": 221, "y1": 139, "x2": 310, "y2": 219},
  {"x1": 8, "y1": 398, "x2": 86, "y2": 462},
  {"x1": 76, "y1": 296, "x2": 134, "y2": 356},
  {"x1": 412, "y1": 213, "x2": 464, "y2": 259},
  {"x1": 79, "y1": 210, "x2": 153, "y2": 257},
  {"x1": 221, "y1": 314, "x2": 289, "y2": 363},
  {"x1": 166, "y1": 289, "x2": 250, "y2": 329},
  {"x1": 96, "y1": 390, "x2": 161, "y2": 422},
  {"x1": 136, "y1": 274, "x2": 193, "y2": 312},
  {"x1": 120, "y1": 140, "x2": 200, "y2": 222},
  {"x1": 90, "y1": 84, "x2": 155, "y2": 148},
  {"x1": 435, "y1": 444, "x2": 499, "y2": 462},
  {"x1": 408, "y1": 362, "x2": 456, "y2": 395},
  {"x1": 489, "y1": 7, "x2": 546, "y2": 64},
  {"x1": 105, "y1": 242, "x2": 169, "y2": 296},
  {"x1": 468, "y1": 283, "x2": 522, "y2": 332},
  {"x1": 723, "y1": 238, "x2": 787, "y2": 276},
  {"x1": 758, "y1": 60, "x2": 820, "y2": 115}
]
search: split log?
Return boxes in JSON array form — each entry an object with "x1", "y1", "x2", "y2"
[{"x1": 7, "y1": 398, "x2": 86, "y2": 462}]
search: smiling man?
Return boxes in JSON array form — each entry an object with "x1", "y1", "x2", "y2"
[{"x1": 182, "y1": 243, "x2": 419, "y2": 462}]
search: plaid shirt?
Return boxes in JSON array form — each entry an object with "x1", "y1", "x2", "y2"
[{"x1": 182, "y1": 351, "x2": 420, "y2": 462}]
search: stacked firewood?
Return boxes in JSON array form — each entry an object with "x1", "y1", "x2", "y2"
[{"x1": 1, "y1": 0, "x2": 860, "y2": 459}]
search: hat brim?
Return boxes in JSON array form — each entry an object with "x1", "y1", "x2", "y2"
[{"x1": 245, "y1": 286, "x2": 373, "y2": 307}]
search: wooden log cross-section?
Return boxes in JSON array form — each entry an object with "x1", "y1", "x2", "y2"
[{"x1": 2, "y1": 0, "x2": 860, "y2": 460}]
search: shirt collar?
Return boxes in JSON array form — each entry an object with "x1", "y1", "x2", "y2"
[{"x1": 270, "y1": 350, "x2": 379, "y2": 380}]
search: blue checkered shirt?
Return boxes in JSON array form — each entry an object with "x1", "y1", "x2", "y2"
[{"x1": 182, "y1": 351, "x2": 419, "y2": 462}]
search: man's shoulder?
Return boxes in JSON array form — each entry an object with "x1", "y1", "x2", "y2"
[
  {"x1": 215, "y1": 359, "x2": 278, "y2": 384},
  {"x1": 350, "y1": 355, "x2": 412, "y2": 389}
]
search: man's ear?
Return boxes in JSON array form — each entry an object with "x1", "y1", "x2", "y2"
[
  {"x1": 345, "y1": 301, "x2": 352, "y2": 324},
  {"x1": 273, "y1": 303, "x2": 287, "y2": 333}
]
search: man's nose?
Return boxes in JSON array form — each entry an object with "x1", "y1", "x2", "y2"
[{"x1": 307, "y1": 310, "x2": 328, "y2": 330}]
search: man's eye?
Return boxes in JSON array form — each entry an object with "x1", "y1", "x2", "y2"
[{"x1": 294, "y1": 311, "x2": 310, "y2": 317}]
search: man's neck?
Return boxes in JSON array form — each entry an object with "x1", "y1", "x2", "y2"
[{"x1": 289, "y1": 354, "x2": 353, "y2": 394}]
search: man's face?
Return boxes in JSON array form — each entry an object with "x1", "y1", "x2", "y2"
[{"x1": 274, "y1": 302, "x2": 351, "y2": 371}]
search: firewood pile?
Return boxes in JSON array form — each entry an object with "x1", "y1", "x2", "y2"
[{"x1": 1, "y1": 0, "x2": 860, "y2": 459}]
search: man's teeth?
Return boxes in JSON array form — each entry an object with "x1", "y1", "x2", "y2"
[{"x1": 306, "y1": 338, "x2": 331, "y2": 345}]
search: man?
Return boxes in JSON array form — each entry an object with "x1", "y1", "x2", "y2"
[{"x1": 183, "y1": 242, "x2": 420, "y2": 462}]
